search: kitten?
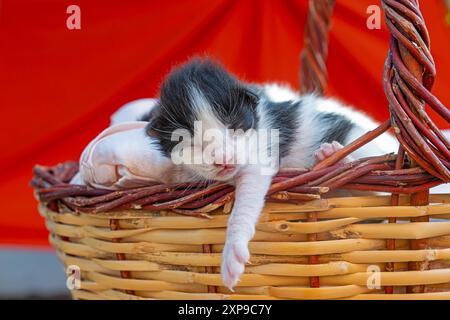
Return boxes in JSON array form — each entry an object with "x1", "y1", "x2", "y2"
[{"x1": 147, "y1": 58, "x2": 397, "y2": 289}]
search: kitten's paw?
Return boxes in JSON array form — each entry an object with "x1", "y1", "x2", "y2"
[
  {"x1": 221, "y1": 240, "x2": 250, "y2": 290},
  {"x1": 314, "y1": 141, "x2": 349, "y2": 163}
]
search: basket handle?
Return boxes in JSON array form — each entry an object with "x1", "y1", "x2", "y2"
[{"x1": 300, "y1": 0, "x2": 336, "y2": 94}]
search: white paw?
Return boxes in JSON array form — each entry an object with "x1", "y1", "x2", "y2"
[
  {"x1": 221, "y1": 239, "x2": 250, "y2": 290},
  {"x1": 314, "y1": 141, "x2": 345, "y2": 162}
]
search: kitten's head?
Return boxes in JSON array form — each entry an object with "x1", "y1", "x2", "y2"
[{"x1": 148, "y1": 58, "x2": 259, "y2": 181}]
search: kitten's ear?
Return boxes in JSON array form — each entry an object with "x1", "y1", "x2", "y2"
[
  {"x1": 236, "y1": 87, "x2": 259, "y2": 108},
  {"x1": 147, "y1": 102, "x2": 161, "y2": 123},
  {"x1": 146, "y1": 103, "x2": 162, "y2": 138}
]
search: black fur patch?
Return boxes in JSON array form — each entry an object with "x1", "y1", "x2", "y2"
[
  {"x1": 318, "y1": 113, "x2": 354, "y2": 145},
  {"x1": 148, "y1": 58, "x2": 259, "y2": 157},
  {"x1": 264, "y1": 99, "x2": 302, "y2": 157}
]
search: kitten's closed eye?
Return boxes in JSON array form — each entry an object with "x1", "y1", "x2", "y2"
[{"x1": 226, "y1": 87, "x2": 259, "y2": 131}]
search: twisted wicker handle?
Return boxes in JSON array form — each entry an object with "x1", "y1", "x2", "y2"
[
  {"x1": 382, "y1": 0, "x2": 450, "y2": 182},
  {"x1": 300, "y1": 0, "x2": 336, "y2": 94}
]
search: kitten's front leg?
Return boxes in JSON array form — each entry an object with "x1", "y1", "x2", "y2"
[{"x1": 221, "y1": 166, "x2": 274, "y2": 290}]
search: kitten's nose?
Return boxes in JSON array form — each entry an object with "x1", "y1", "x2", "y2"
[
  {"x1": 213, "y1": 163, "x2": 235, "y2": 169},
  {"x1": 213, "y1": 151, "x2": 234, "y2": 167},
  {"x1": 213, "y1": 152, "x2": 236, "y2": 176}
]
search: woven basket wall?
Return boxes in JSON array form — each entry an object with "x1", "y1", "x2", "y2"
[{"x1": 39, "y1": 194, "x2": 450, "y2": 300}]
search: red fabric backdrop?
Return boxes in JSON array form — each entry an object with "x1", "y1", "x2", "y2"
[{"x1": 1, "y1": 0, "x2": 449, "y2": 247}]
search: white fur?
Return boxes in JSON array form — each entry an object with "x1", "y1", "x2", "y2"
[
  {"x1": 262, "y1": 83, "x2": 299, "y2": 102},
  {"x1": 110, "y1": 98, "x2": 158, "y2": 125},
  {"x1": 221, "y1": 166, "x2": 274, "y2": 289},
  {"x1": 184, "y1": 85, "x2": 244, "y2": 181}
]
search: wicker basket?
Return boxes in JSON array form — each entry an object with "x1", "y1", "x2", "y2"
[
  {"x1": 32, "y1": 0, "x2": 450, "y2": 299},
  {"x1": 38, "y1": 192, "x2": 450, "y2": 300}
]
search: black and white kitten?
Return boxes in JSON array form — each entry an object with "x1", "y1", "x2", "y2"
[{"x1": 147, "y1": 58, "x2": 397, "y2": 289}]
